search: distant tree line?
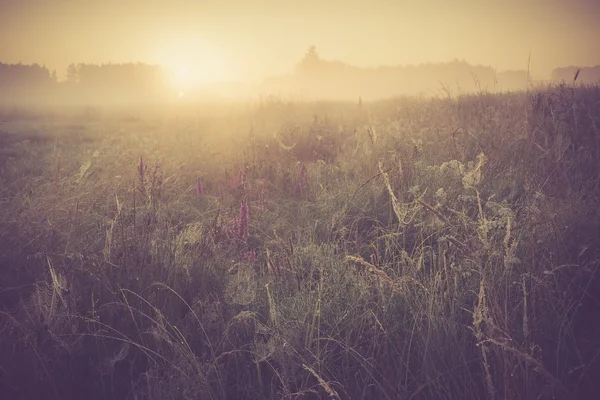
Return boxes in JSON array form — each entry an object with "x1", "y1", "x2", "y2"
[
  {"x1": 0, "y1": 51, "x2": 599, "y2": 105},
  {"x1": 0, "y1": 63, "x2": 56, "y2": 104},
  {"x1": 266, "y1": 47, "x2": 600, "y2": 100},
  {"x1": 64, "y1": 63, "x2": 170, "y2": 104},
  {"x1": 264, "y1": 46, "x2": 533, "y2": 99},
  {"x1": 0, "y1": 62, "x2": 170, "y2": 106}
]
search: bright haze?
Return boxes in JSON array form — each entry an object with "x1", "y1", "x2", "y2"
[{"x1": 0, "y1": 0, "x2": 599, "y2": 101}]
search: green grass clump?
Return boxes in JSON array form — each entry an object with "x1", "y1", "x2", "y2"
[{"x1": 1, "y1": 85, "x2": 599, "y2": 399}]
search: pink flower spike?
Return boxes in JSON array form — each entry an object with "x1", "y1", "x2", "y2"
[
  {"x1": 196, "y1": 178, "x2": 204, "y2": 196},
  {"x1": 138, "y1": 157, "x2": 145, "y2": 178}
]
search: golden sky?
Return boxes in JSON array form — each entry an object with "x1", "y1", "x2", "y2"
[{"x1": 1, "y1": 0, "x2": 599, "y2": 83}]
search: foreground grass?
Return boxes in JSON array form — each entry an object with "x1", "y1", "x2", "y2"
[{"x1": 1, "y1": 85, "x2": 599, "y2": 400}]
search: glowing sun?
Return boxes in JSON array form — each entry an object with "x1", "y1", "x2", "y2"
[
  {"x1": 170, "y1": 65, "x2": 192, "y2": 88},
  {"x1": 157, "y1": 36, "x2": 231, "y2": 91}
]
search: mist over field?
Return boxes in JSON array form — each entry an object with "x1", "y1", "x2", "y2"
[
  {"x1": 1, "y1": 2, "x2": 600, "y2": 400},
  {"x1": 2, "y1": 50, "x2": 600, "y2": 107},
  {"x1": 1, "y1": 0, "x2": 600, "y2": 105}
]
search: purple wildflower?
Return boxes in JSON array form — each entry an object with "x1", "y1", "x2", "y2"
[
  {"x1": 196, "y1": 178, "x2": 204, "y2": 196},
  {"x1": 138, "y1": 156, "x2": 145, "y2": 178}
]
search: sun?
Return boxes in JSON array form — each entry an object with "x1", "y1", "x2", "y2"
[
  {"x1": 167, "y1": 63, "x2": 208, "y2": 93},
  {"x1": 153, "y1": 35, "x2": 234, "y2": 94},
  {"x1": 165, "y1": 58, "x2": 231, "y2": 93},
  {"x1": 153, "y1": 35, "x2": 234, "y2": 92},
  {"x1": 170, "y1": 65, "x2": 192, "y2": 88}
]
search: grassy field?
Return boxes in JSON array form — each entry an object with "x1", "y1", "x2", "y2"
[{"x1": 1, "y1": 85, "x2": 599, "y2": 400}]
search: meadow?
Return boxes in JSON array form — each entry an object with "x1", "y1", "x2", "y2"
[{"x1": 0, "y1": 84, "x2": 599, "y2": 400}]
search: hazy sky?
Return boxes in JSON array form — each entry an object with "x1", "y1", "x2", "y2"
[{"x1": 1, "y1": 0, "x2": 599, "y2": 83}]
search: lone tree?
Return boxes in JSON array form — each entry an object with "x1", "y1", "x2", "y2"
[{"x1": 296, "y1": 46, "x2": 321, "y2": 75}]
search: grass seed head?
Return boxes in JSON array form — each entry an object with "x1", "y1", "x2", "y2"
[
  {"x1": 196, "y1": 178, "x2": 204, "y2": 196},
  {"x1": 239, "y1": 199, "x2": 249, "y2": 239}
]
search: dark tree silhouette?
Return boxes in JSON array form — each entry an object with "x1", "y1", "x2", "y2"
[
  {"x1": 0, "y1": 62, "x2": 56, "y2": 104},
  {"x1": 63, "y1": 62, "x2": 170, "y2": 104},
  {"x1": 296, "y1": 46, "x2": 322, "y2": 76}
]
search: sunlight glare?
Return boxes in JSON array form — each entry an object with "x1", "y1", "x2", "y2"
[
  {"x1": 171, "y1": 66, "x2": 191, "y2": 88},
  {"x1": 157, "y1": 35, "x2": 232, "y2": 91}
]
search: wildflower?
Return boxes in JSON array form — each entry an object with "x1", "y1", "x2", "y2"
[
  {"x1": 196, "y1": 178, "x2": 204, "y2": 196},
  {"x1": 138, "y1": 156, "x2": 145, "y2": 178}
]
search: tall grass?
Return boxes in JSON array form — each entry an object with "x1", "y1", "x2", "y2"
[{"x1": 0, "y1": 84, "x2": 599, "y2": 399}]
